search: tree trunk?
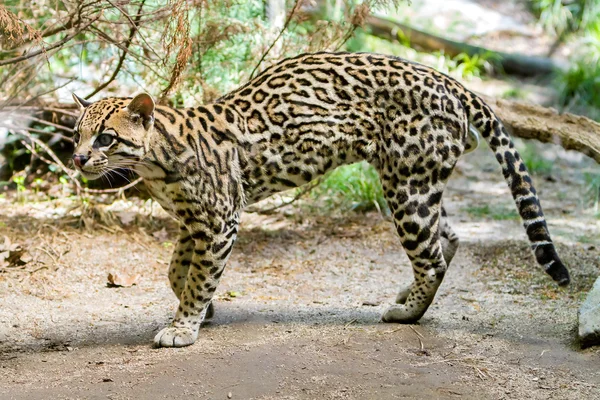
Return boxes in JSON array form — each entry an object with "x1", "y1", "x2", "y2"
[
  {"x1": 265, "y1": 0, "x2": 286, "y2": 30},
  {"x1": 366, "y1": 15, "x2": 567, "y2": 77}
]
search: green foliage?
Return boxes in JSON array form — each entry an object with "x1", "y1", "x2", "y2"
[
  {"x1": 532, "y1": 0, "x2": 600, "y2": 36},
  {"x1": 451, "y1": 52, "x2": 494, "y2": 79},
  {"x1": 346, "y1": 29, "x2": 490, "y2": 80},
  {"x1": 553, "y1": 24, "x2": 600, "y2": 120},
  {"x1": 532, "y1": 1, "x2": 600, "y2": 121},
  {"x1": 310, "y1": 162, "x2": 388, "y2": 214},
  {"x1": 583, "y1": 171, "x2": 600, "y2": 217},
  {"x1": 11, "y1": 174, "x2": 25, "y2": 202},
  {"x1": 501, "y1": 87, "x2": 527, "y2": 100}
]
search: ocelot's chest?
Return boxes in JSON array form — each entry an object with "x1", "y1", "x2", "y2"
[{"x1": 144, "y1": 180, "x2": 181, "y2": 218}]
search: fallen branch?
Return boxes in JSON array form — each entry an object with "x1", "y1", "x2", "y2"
[
  {"x1": 482, "y1": 96, "x2": 600, "y2": 164},
  {"x1": 366, "y1": 15, "x2": 567, "y2": 76}
]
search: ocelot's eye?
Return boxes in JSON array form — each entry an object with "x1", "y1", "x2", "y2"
[
  {"x1": 73, "y1": 132, "x2": 80, "y2": 144},
  {"x1": 95, "y1": 134, "x2": 114, "y2": 147}
]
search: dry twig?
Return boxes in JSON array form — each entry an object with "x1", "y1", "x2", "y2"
[
  {"x1": 249, "y1": 0, "x2": 302, "y2": 80},
  {"x1": 245, "y1": 176, "x2": 323, "y2": 214}
]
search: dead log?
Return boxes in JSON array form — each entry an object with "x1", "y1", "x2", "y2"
[
  {"x1": 482, "y1": 96, "x2": 600, "y2": 164},
  {"x1": 366, "y1": 15, "x2": 567, "y2": 77}
]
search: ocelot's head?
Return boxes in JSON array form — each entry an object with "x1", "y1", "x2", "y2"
[{"x1": 71, "y1": 93, "x2": 155, "y2": 180}]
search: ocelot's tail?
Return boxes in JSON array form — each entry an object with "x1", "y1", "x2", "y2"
[{"x1": 462, "y1": 90, "x2": 570, "y2": 286}]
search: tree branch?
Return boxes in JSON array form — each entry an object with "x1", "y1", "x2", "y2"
[
  {"x1": 249, "y1": 0, "x2": 302, "y2": 80},
  {"x1": 83, "y1": 177, "x2": 143, "y2": 194},
  {"x1": 246, "y1": 176, "x2": 324, "y2": 214},
  {"x1": 0, "y1": 15, "x2": 100, "y2": 67},
  {"x1": 16, "y1": 130, "x2": 82, "y2": 191},
  {"x1": 85, "y1": 0, "x2": 146, "y2": 99}
]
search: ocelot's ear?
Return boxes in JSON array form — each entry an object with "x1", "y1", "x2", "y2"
[
  {"x1": 127, "y1": 93, "x2": 155, "y2": 130},
  {"x1": 72, "y1": 93, "x2": 91, "y2": 110}
]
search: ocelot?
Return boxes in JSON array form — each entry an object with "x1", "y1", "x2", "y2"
[{"x1": 71, "y1": 52, "x2": 570, "y2": 348}]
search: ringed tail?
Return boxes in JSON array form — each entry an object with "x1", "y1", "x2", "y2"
[{"x1": 462, "y1": 90, "x2": 570, "y2": 286}]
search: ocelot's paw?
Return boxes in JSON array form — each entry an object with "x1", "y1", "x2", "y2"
[
  {"x1": 153, "y1": 326, "x2": 198, "y2": 348},
  {"x1": 382, "y1": 305, "x2": 421, "y2": 324}
]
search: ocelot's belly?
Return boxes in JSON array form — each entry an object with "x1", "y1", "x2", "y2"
[{"x1": 245, "y1": 153, "x2": 364, "y2": 204}]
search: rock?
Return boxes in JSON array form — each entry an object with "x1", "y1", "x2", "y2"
[{"x1": 578, "y1": 277, "x2": 600, "y2": 348}]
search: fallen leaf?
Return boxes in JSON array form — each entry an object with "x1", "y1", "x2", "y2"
[
  {"x1": 227, "y1": 291, "x2": 240, "y2": 298},
  {"x1": 0, "y1": 236, "x2": 28, "y2": 269},
  {"x1": 107, "y1": 272, "x2": 140, "y2": 288}
]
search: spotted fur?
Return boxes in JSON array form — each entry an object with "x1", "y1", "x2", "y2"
[{"x1": 71, "y1": 52, "x2": 570, "y2": 348}]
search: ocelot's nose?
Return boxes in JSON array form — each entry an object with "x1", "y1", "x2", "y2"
[{"x1": 72, "y1": 154, "x2": 89, "y2": 168}]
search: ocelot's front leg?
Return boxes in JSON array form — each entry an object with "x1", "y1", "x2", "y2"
[
  {"x1": 154, "y1": 214, "x2": 239, "y2": 348},
  {"x1": 168, "y1": 226, "x2": 214, "y2": 320}
]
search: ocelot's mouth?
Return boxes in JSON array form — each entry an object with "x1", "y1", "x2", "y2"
[
  {"x1": 75, "y1": 166, "x2": 104, "y2": 181},
  {"x1": 80, "y1": 171, "x2": 103, "y2": 181}
]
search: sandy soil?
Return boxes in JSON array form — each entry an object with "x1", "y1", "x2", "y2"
[{"x1": 0, "y1": 142, "x2": 599, "y2": 400}]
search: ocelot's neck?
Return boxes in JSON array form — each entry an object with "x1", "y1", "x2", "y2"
[
  {"x1": 135, "y1": 110, "x2": 180, "y2": 180},
  {"x1": 135, "y1": 102, "x2": 247, "y2": 182}
]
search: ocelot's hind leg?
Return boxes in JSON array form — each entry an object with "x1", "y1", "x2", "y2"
[
  {"x1": 395, "y1": 206, "x2": 459, "y2": 304},
  {"x1": 379, "y1": 145, "x2": 460, "y2": 323}
]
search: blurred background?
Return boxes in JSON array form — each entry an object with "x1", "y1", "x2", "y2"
[{"x1": 0, "y1": 0, "x2": 599, "y2": 216}]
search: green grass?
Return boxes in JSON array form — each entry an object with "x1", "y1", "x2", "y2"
[
  {"x1": 501, "y1": 87, "x2": 527, "y2": 100},
  {"x1": 555, "y1": 58, "x2": 600, "y2": 121},
  {"x1": 517, "y1": 142, "x2": 554, "y2": 175},
  {"x1": 464, "y1": 204, "x2": 519, "y2": 221},
  {"x1": 310, "y1": 162, "x2": 388, "y2": 214}
]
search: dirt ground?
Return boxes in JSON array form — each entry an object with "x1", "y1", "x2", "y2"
[{"x1": 0, "y1": 142, "x2": 599, "y2": 400}]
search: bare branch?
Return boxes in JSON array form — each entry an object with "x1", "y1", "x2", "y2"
[
  {"x1": 83, "y1": 177, "x2": 143, "y2": 194},
  {"x1": 0, "y1": 124, "x2": 68, "y2": 137},
  {"x1": 249, "y1": 0, "x2": 302, "y2": 80},
  {"x1": 15, "y1": 129, "x2": 82, "y2": 192},
  {"x1": 2, "y1": 106, "x2": 79, "y2": 117},
  {"x1": 85, "y1": 0, "x2": 147, "y2": 99}
]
